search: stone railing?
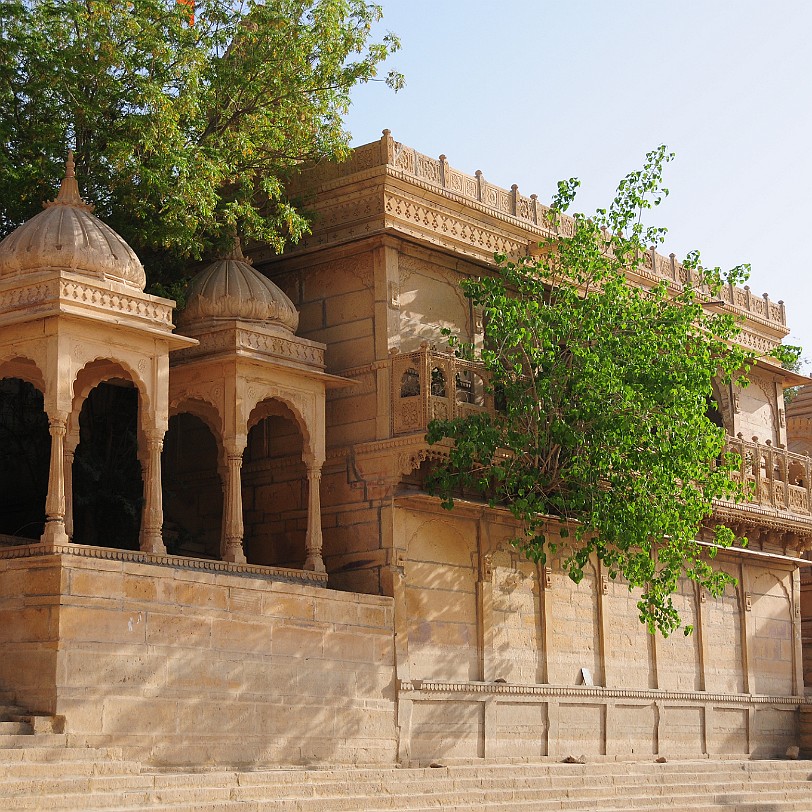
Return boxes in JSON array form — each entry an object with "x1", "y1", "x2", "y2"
[
  {"x1": 724, "y1": 435, "x2": 812, "y2": 516},
  {"x1": 295, "y1": 131, "x2": 787, "y2": 330},
  {"x1": 389, "y1": 351, "x2": 811, "y2": 522},
  {"x1": 390, "y1": 345, "x2": 492, "y2": 436}
]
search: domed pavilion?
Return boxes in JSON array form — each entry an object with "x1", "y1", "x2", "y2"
[
  {"x1": 0, "y1": 152, "x2": 196, "y2": 552},
  {"x1": 168, "y1": 240, "x2": 349, "y2": 569}
]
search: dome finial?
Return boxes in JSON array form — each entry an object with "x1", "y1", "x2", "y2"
[
  {"x1": 224, "y1": 234, "x2": 251, "y2": 264},
  {"x1": 44, "y1": 149, "x2": 94, "y2": 211}
]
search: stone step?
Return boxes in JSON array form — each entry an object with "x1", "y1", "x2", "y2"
[
  {"x1": 97, "y1": 799, "x2": 812, "y2": 812},
  {"x1": 0, "y1": 733, "x2": 67, "y2": 748},
  {"x1": 0, "y1": 746, "x2": 125, "y2": 763},
  {"x1": 6, "y1": 780, "x2": 812, "y2": 812},
  {"x1": 0, "y1": 721, "x2": 33, "y2": 735},
  {"x1": 0, "y1": 759, "x2": 143, "y2": 779},
  {"x1": 0, "y1": 704, "x2": 29, "y2": 717},
  {"x1": 2, "y1": 759, "x2": 812, "y2": 811}
]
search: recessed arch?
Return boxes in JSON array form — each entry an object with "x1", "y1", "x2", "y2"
[
  {"x1": 708, "y1": 378, "x2": 732, "y2": 435},
  {"x1": 72, "y1": 378, "x2": 142, "y2": 550},
  {"x1": 247, "y1": 395, "x2": 313, "y2": 463},
  {"x1": 242, "y1": 402, "x2": 307, "y2": 568},
  {"x1": 71, "y1": 358, "x2": 149, "y2": 426},
  {"x1": 162, "y1": 411, "x2": 223, "y2": 559},
  {"x1": 0, "y1": 376, "x2": 50, "y2": 540},
  {"x1": 168, "y1": 396, "x2": 224, "y2": 451},
  {"x1": 0, "y1": 355, "x2": 47, "y2": 396}
]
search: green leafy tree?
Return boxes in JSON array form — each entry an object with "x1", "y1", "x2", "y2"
[
  {"x1": 426, "y1": 146, "x2": 800, "y2": 636},
  {"x1": 0, "y1": 0, "x2": 401, "y2": 284}
]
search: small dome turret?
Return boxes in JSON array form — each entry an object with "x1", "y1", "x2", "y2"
[
  {"x1": 179, "y1": 240, "x2": 299, "y2": 333},
  {"x1": 0, "y1": 152, "x2": 146, "y2": 290}
]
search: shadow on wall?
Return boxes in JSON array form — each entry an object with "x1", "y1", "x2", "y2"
[{"x1": 44, "y1": 562, "x2": 397, "y2": 768}]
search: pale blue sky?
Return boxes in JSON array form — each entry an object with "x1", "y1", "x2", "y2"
[{"x1": 345, "y1": 1, "x2": 812, "y2": 367}]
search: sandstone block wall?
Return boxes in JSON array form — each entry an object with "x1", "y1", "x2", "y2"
[
  {"x1": 0, "y1": 555, "x2": 61, "y2": 715},
  {"x1": 0, "y1": 551, "x2": 398, "y2": 768},
  {"x1": 393, "y1": 499, "x2": 803, "y2": 762}
]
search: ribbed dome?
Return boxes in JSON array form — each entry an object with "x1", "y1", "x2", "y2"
[
  {"x1": 788, "y1": 385, "x2": 812, "y2": 420},
  {"x1": 0, "y1": 152, "x2": 146, "y2": 290},
  {"x1": 180, "y1": 241, "x2": 298, "y2": 333}
]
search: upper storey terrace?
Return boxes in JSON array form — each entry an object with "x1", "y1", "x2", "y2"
[{"x1": 257, "y1": 129, "x2": 789, "y2": 359}]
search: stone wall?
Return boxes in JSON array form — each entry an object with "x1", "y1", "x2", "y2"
[
  {"x1": 0, "y1": 549, "x2": 398, "y2": 768},
  {"x1": 393, "y1": 497, "x2": 803, "y2": 762}
]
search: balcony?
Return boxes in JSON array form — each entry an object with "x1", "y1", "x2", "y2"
[
  {"x1": 390, "y1": 344, "x2": 492, "y2": 436},
  {"x1": 722, "y1": 435, "x2": 812, "y2": 519},
  {"x1": 389, "y1": 347, "x2": 812, "y2": 531}
]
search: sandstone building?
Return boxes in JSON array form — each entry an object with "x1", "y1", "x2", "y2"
[{"x1": 0, "y1": 133, "x2": 810, "y2": 768}]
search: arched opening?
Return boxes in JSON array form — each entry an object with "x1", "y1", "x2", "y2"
[
  {"x1": 0, "y1": 377, "x2": 49, "y2": 541},
  {"x1": 72, "y1": 379, "x2": 141, "y2": 549},
  {"x1": 162, "y1": 412, "x2": 223, "y2": 558},
  {"x1": 430, "y1": 366, "x2": 446, "y2": 397},
  {"x1": 456, "y1": 369, "x2": 485, "y2": 406},
  {"x1": 243, "y1": 400, "x2": 307, "y2": 568},
  {"x1": 400, "y1": 368, "x2": 420, "y2": 398},
  {"x1": 706, "y1": 396, "x2": 725, "y2": 430}
]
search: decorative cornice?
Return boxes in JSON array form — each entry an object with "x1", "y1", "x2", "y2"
[
  {"x1": 0, "y1": 541, "x2": 329, "y2": 585},
  {"x1": 712, "y1": 500, "x2": 812, "y2": 538},
  {"x1": 287, "y1": 132, "x2": 788, "y2": 337},
  {"x1": 400, "y1": 679, "x2": 809, "y2": 706},
  {"x1": 171, "y1": 322, "x2": 326, "y2": 369},
  {"x1": 0, "y1": 274, "x2": 175, "y2": 329}
]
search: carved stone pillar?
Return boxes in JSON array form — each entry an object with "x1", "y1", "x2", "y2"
[
  {"x1": 140, "y1": 431, "x2": 166, "y2": 555},
  {"x1": 303, "y1": 461, "x2": 326, "y2": 572},
  {"x1": 64, "y1": 447, "x2": 75, "y2": 540},
  {"x1": 41, "y1": 414, "x2": 69, "y2": 547},
  {"x1": 222, "y1": 451, "x2": 246, "y2": 564}
]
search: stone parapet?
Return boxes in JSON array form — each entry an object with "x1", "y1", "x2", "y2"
[
  {"x1": 398, "y1": 680, "x2": 803, "y2": 763},
  {"x1": 282, "y1": 131, "x2": 788, "y2": 340},
  {"x1": 0, "y1": 272, "x2": 178, "y2": 333}
]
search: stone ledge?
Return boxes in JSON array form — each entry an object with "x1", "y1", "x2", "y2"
[
  {"x1": 0, "y1": 542, "x2": 328, "y2": 587},
  {"x1": 401, "y1": 679, "x2": 810, "y2": 706}
]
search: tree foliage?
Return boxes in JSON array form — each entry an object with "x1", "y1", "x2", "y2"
[
  {"x1": 0, "y1": 0, "x2": 401, "y2": 283},
  {"x1": 426, "y1": 146, "x2": 800, "y2": 636}
]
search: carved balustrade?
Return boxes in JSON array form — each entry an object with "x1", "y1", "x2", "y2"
[
  {"x1": 723, "y1": 435, "x2": 812, "y2": 517},
  {"x1": 390, "y1": 345, "x2": 493, "y2": 436},
  {"x1": 389, "y1": 353, "x2": 812, "y2": 523}
]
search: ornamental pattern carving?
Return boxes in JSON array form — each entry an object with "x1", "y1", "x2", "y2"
[
  {"x1": 0, "y1": 282, "x2": 54, "y2": 314},
  {"x1": 314, "y1": 191, "x2": 379, "y2": 231},
  {"x1": 404, "y1": 680, "x2": 807, "y2": 704},
  {"x1": 0, "y1": 541, "x2": 328, "y2": 585},
  {"x1": 60, "y1": 280, "x2": 173, "y2": 326},
  {"x1": 239, "y1": 330, "x2": 324, "y2": 367},
  {"x1": 384, "y1": 194, "x2": 525, "y2": 260},
  {"x1": 292, "y1": 137, "x2": 787, "y2": 330}
]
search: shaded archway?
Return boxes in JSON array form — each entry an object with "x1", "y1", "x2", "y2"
[
  {"x1": 242, "y1": 401, "x2": 307, "y2": 568},
  {"x1": 0, "y1": 377, "x2": 50, "y2": 540},
  {"x1": 162, "y1": 412, "x2": 223, "y2": 558},
  {"x1": 72, "y1": 380, "x2": 141, "y2": 549}
]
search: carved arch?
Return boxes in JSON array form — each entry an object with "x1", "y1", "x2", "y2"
[
  {"x1": 71, "y1": 357, "x2": 150, "y2": 422},
  {"x1": 0, "y1": 355, "x2": 47, "y2": 395},
  {"x1": 246, "y1": 392, "x2": 314, "y2": 463}
]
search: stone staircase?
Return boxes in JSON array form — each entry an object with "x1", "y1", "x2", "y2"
[
  {"x1": 0, "y1": 691, "x2": 67, "y2": 749},
  {"x1": 0, "y1": 755, "x2": 811, "y2": 811}
]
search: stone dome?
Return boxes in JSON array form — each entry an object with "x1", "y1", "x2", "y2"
[
  {"x1": 0, "y1": 152, "x2": 146, "y2": 290},
  {"x1": 180, "y1": 241, "x2": 299, "y2": 333},
  {"x1": 788, "y1": 385, "x2": 812, "y2": 420}
]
